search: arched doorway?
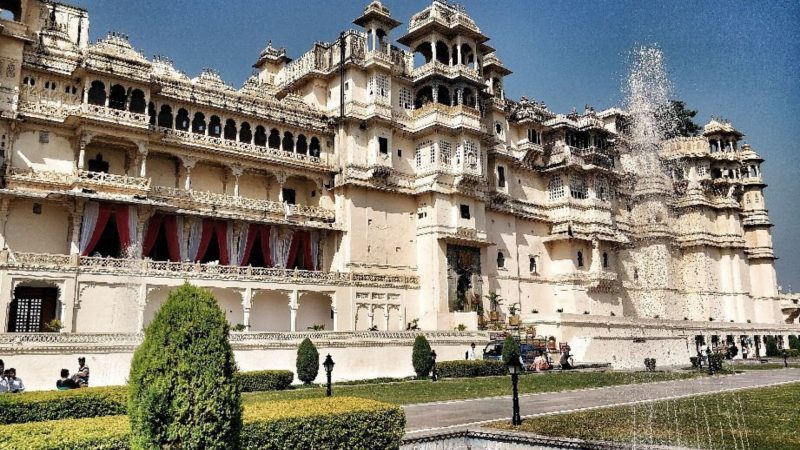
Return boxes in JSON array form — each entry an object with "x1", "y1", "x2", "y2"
[
  {"x1": 296, "y1": 292, "x2": 333, "y2": 331},
  {"x1": 7, "y1": 285, "x2": 59, "y2": 332},
  {"x1": 250, "y1": 290, "x2": 290, "y2": 331}
]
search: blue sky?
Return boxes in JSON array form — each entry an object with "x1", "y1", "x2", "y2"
[{"x1": 72, "y1": 0, "x2": 800, "y2": 291}]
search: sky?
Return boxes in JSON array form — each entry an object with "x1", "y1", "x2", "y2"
[{"x1": 71, "y1": 0, "x2": 800, "y2": 291}]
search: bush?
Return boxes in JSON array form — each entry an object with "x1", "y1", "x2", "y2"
[
  {"x1": 764, "y1": 336, "x2": 780, "y2": 357},
  {"x1": 0, "y1": 386, "x2": 127, "y2": 425},
  {"x1": 436, "y1": 360, "x2": 507, "y2": 378},
  {"x1": 789, "y1": 335, "x2": 799, "y2": 351},
  {"x1": 501, "y1": 335, "x2": 520, "y2": 365},
  {"x1": 128, "y1": 283, "x2": 242, "y2": 449},
  {"x1": 709, "y1": 353, "x2": 725, "y2": 372},
  {"x1": 786, "y1": 349, "x2": 799, "y2": 358},
  {"x1": 0, "y1": 397, "x2": 405, "y2": 450},
  {"x1": 411, "y1": 335, "x2": 433, "y2": 378},
  {"x1": 236, "y1": 370, "x2": 294, "y2": 393},
  {"x1": 296, "y1": 338, "x2": 320, "y2": 384}
]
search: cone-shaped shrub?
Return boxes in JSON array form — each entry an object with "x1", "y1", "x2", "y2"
[
  {"x1": 296, "y1": 338, "x2": 319, "y2": 384},
  {"x1": 501, "y1": 335, "x2": 520, "y2": 365},
  {"x1": 412, "y1": 335, "x2": 433, "y2": 378},
  {"x1": 128, "y1": 283, "x2": 242, "y2": 449}
]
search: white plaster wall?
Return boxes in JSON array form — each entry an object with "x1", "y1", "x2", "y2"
[
  {"x1": 5, "y1": 199, "x2": 69, "y2": 254},
  {"x1": 12, "y1": 130, "x2": 74, "y2": 172},
  {"x1": 75, "y1": 285, "x2": 139, "y2": 333}
]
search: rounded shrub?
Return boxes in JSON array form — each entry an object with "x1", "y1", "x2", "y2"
[
  {"x1": 411, "y1": 335, "x2": 433, "y2": 378},
  {"x1": 128, "y1": 283, "x2": 242, "y2": 449},
  {"x1": 296, "y1": 338, "x2": 320, "y2": 384},
  {"x1": 501, "y1": 335, "x2": 520, "y2": 365}
]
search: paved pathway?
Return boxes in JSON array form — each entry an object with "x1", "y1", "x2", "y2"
[{"x1": 403, "y1": 368, "x2": 800, "y2": 436}]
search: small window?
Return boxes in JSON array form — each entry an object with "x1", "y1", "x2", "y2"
[
  {"x1": 282, "y1": 188, "x2": 296, "y2": 205},
  {"x1": 344, "y1": 82, "x2": 350, "y2": 91},
  {"x1": 497, "y1": 166, "x2": 506, "y2": 188},
  {"x1": 602, "y1": 252, "x2": 609, "y2": 268},
  {"x1": 460, "y1": 204, "x2": 471, "y2": 219},
  {"x1": 397, "y1": 149, "x2": 402, "y2": 157},
  {"x1": 529, "y1": 256, "x2": 538, "y2": 274},
  {"x1": 38, "y1": 131, "x2": 49, "y2": 144},
  {"x1": 577, "y1": 251, "x2": 584, "y2": 268},
  {"x1": 496, "y1": 251, "x2": 505, "y2": 268},
  {"x1": 378, "y1": 137, "x2": 388, "y2": 155}
]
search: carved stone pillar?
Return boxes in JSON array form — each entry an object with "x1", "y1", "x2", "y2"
[
  {"x1": 384, "y1": 305, "x2": 390, "y2": 331},
  {"x1": 0, "y1": 197, "x2": 10, "y2": 250},
  {"x1": 136, "y1": 283, "x2": 148, "y2": 332},
  {"x1": 275, "y1": 171, "x2": 287, "y2": 202},
  {"x1": 77, "y1": 132, "x2": 93, "y2": 171},
  {"x1": 289, "y1": 289, "x2": 299, "y2": 332},
  {"x1": 432, "y1": 83, "x2": 439, "y2": 104},
  {"x1": 136, "y1": 141, "x2": 148, "y2": 178},
  {"x1": 180, "y1": 156, "x2": 197, "y2": 191},
  {"x1": 331, "y1": 305, "x2": 338, "y2": 331},
  {"x1": 456, "y1": 36, "x2": 463, "y2": 65},
  {"x1": 230, "y1": 164, "x2": 243, "y2": 197},
  {"x1": 68, "y1": 200, "x2": 86, "y2": 256},
  {"x1": 241, "y1": 287, "x2": 253, "y2": 332},
  {"x1": 430, "y1": 34, "x2": 437, "y2": 63},
  {"x1": 590, "y1": 239, "x2": 602, "y2": 273}
]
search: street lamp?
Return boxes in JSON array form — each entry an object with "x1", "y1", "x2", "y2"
[
  {"x1": 430, "y1": 349, "x2": 438, "y2": 382},
  {"x1": 507, "y1": 356, "x2": 522, "y2": 426},
  {"x1": 323, "y1": 354, "x2": 335, "y2": 397}
]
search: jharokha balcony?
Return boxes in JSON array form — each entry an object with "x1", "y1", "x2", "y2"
[
  {"x1": 1, "y1": 252, "x2": 419, "y2": 289},
  {"x1": 6, "y1": 167, "x2": 151, "y2": 194}
]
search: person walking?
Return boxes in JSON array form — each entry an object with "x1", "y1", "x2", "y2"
[{"x1": 466, "y1": 342, "x2": 477, "y2": 361}]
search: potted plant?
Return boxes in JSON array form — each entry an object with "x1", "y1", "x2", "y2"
[
  {"x1": 508, "y1": 303, "x2": 521, "y2": 326},
  {"x1": 485, "y1": 291, "x2": 503, "y2": 321},
  {"x1": 43, "y1": 319, "x2": 64, "y2": 332}
]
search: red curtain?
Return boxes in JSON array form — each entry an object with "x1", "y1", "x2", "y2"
[
  {"x1": 240, "y1": 225, "x2": 259, "y2": 266},
  {"x1": 259, "y1": 226, "x2": 272, "y2": 267},
  {"x1": 115, "y1": 206, "x2": 131, "y2": 251},
  {"x1": 141, "y1": 215, "x2": 164, "y2": 257},
  {"x1": 287, "y1": 230, "x2": 312, "y2": 270},
  {"x1": 303, "y1": 231, "x2": 313, "y2": 270},
  {"x1": 162, "y1": 216, "x2": 182, "y2": 262},
  {"x1": 194, "y1": 219, "x2": 215, "y2": 262},
  {"x1": 81, "y1": 204, "x2": 112, "y2": 256},
  {"x1": 214, "y1": 221, "x2": 229, "y2": 266}
]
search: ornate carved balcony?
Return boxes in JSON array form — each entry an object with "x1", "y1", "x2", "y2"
[
  {"x1": 410, "y1": 61, "x2": 481, "y2": 84},
  {"x1": 149, "y1": 186, "x2": 335, "y2": 224},
  {"x1": 2, "y1": 252, "x2": 420, "y2": 289},
  {"x1": 409, "y1": 103, "x2": 483, "y2": 133},
  {"x1": 77, "y1": 170, "x2": 150, "y2": 192},
  {"x1": 6, "y1": 167, "x2": 150, "y2": 194},
  {"x1": 69, "y1": 103, "x2": 149, "y2": 128},
  {"x1": 154, "y1": 127, "x2": 330, "y2": 171}
]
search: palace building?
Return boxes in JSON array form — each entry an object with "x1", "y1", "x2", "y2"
[{"x1": 1, "y1": 0, "x2": 797, "y2": 369}]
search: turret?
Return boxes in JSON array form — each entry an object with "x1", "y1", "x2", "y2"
[
  {"x1": 252, "y1": 41, "x2": 290, "y2": 85},
  {"x1": 353, "y1": 1, "x2": 401, "y2": 54}
]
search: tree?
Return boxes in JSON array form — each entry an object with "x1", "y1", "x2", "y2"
[
  {"x1": 659, "y1": 100, "x2": 701, "y2": 139},
  {"x1": 765, "y1": 336, "x2": 780, "y2": 357},
  {"x1": 501, "y1": 335, "x2": 520, "y2": 365},
  {"x1": 296, "y1": 338, "x2": 320, "y2": 384},
  {"x1": 412, "y1": 335, "x2": 433, "y2": 378},
  {"x1": 128, "y1": 283, "x2": 241, "y2": 449},
  {"x1": 789, "y1": 335, "x2": 799, "y2": 351}
]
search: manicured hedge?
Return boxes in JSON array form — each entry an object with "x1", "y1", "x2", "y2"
[
  {"x1": 0, "y1": 397, "x2": 405, "y2": 450},
  {"x1": 236, "y1": 370, "x2": 294, "y2": 393},
  {"x1": 0, "y1": 386, "x2": 127, "y2": 425},
  {"x1": 436, "y1": 360, "x2": 507, "y2": 378},
  {"x1": 0, "y1": 370, "x2": 295, "y2": 425}
]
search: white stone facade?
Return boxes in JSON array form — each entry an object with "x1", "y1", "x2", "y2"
[{"x1": 0, "y1": 0, "x2": 798, "y2": 378}]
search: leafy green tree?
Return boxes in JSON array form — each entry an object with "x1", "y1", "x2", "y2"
[
  {"x1": 659, "y1": 100, "x2": 701, "y2": 138},
  {"x1": 765, "y1": 336, "x2": 780, "y2": 357},
  {"x1": 789, "y1": 335, "x2": 799, "y2": 351},
  {"x1": 128, "y1": 283, "x2": 241, "y2": 449},
  {"x1": 411, "y1": 335, "x2": 433, "y2": 378},
  {"x1": 501, "y1": 335, "x2": 520, "y2": 365},
  {"x1": 296, "y1": 338, "x2": 320, "y2": 384}
]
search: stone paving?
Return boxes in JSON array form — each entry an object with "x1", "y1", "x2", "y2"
[{"x1": 403, "y1": 368, "x2": 800, "y2": 436}]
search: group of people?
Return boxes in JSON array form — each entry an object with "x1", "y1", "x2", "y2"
[
  {"x1": 0, "y1": 357, "x2": 89, "y2": 393},
  {"x1": 0, "y1": 360, "x2": 25, "y2": 393},
  {"x1": 465, "y1": 342, "x2": 572, "y2": 371},
  {"x1": 57, "y1": 357, "x2": 90, "y2": 390}
]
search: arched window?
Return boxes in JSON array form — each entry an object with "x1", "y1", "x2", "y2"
[
  {"x1": 412, "y1": 42, "x2": 433, "y2": 68},
  {"x1": 435, "y1": 41, "x2": 449, "y2": 65},
  {"x1": 191, "y1": 112, "x2": 206, "y2": 134},
  {"x1": 602, "y1": 252, "x2": 609, "y2": 268},
  {"x1": 296, "y1": 134, "x2": 308, "y2": 154},
  {"x1": 437, "y1": 86, "x2": 451, "y2": 106},
  {"x1": 175, "y1": 108, "x2": 190, "y2": 131},
  {"x1": 7, "y1": 286, "x2": 59, "y2": 332},
  {"x1": 496, "y1": 251, "x2": 505, "y2": 269},
  {"x1": 87, "y1": 80, "x2": 106, "y2": 106},
  {"x1": 22, "y1": 76, "x2": 35, "y2": 87},
  {"x1": 254, "y1": 126, "x2": 267, "y2": 147},
  {"x1": 147, "y1": 102, "x2": 156, "y2": 125},
  {"x1": 414, "y1": 86, "x2": 433, "y2": 109},
  {"x1": 282, "y1": 131, "x2": 294, "y2": 152},
  {"x1": 577, "y1": 251, "x2": 584, "y2": 268},
  {"x1": 108, "y1": 84, "x2": 126, "y2": 110},
  {"x1": 223, "y1": 119, "x2": 237, "y2": 140},
  {"x1": 208, "y1": 116, "x2": 221, "y2": 137},
  {"x1": 157, "y1": 105, "x2": 173, "y2": 128},
  {"x1": 239, "y1": 122, "x2": 252, "y2": 143},
  {"x1": 268, "y1": 129, "x2": 281, "y2": 149},
  {"x1": 529, "y1": 256, "x2": 538, "y2": 274},
  {"x1": 129, "y1": 89, "x2": 146, "y2": 113},
  {"x1": 548, "y1": 176, "x2": 564, "y2": 200},
  {"x1": 0, "y1": 1, "x2": 22, "y2": 22},
  {"x1": 309, "y1": 137, "x2": 321, "y2": 157}
]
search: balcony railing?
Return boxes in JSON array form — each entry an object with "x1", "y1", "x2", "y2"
[
  {"x1": 567, "y1": 146, "x2": 614, "y2": 169},
  {"x1": 409, "y1": 103, "x2": 482, "y2": 132},
  {"x1": 149, "y1": 186, "x2": 335, "y2": 223},
  {"x1": 75, "y1": 103, "x2": 149, "y2": 127},
  {"x1": 155, "y1": 127, "x2": 327, "y2": 169},
  {"x1": 410, "y1": 61, "x2": 481, "y2": 83},
  {"x1": 7, "y1": 167, "x2": 150, "y2": 192},
  {"x1": 77, "y1": 170, "x2": 150, "y2": 190},
  {"x1": 3, "y1": 252, "x2": 420, "y2": 288}
]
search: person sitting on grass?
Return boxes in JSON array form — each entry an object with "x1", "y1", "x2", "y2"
[
  {"x1": 71, "y1": 357, "x2": 90, "y2": 387},
  {"x1": 57, "y1": 369, "x2": 78, "y2": 390}
]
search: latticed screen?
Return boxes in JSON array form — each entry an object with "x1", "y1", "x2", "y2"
[{"x1": 13, "y1": 297, "x2": 43, "y2": 332}]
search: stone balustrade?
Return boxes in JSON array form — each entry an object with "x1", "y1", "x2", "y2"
[
  {"x1": 149, "y1": 186, "x2": 335, "y2": 222},
  {"x1": 77, "y1": 169, "x2": 150, "y2": 190},
  {"x1": 3, "y1": 252, "x2": 420, "y2": 288},
  {"x1": 410, "y1": 61, "x2": 481, "y2": 83},
  {"x1": 409, "y1": 102, "x2": 483, "y2": 132},
  {"x1": 155, "y1": 126, "x2": 328, "y2": 169},
  {"x1": 77, "y1": 103, "x2": 149, "y2": 127},
  {"x1": 7, "y1": 167, "x2": 150, "y2": 192}
]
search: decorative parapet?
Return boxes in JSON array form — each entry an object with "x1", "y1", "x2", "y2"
[
  {"x1": 3, "y1": 253, "x2": 420, "y2": 289},
  {"x1": 154, "y1": 126, "x2": 331, "y2": 171},
  {"x1": 409, "y1": 102, "x2": 483, "y2": 133},
  {"x1": 6, "y1": 167, "x2": 150, "y2": 194},
  {"x1": 149, "y1": 186, "x2": 335, "y2": 224},
  {"x1": 410, "y1": 61, "x2": 481, "y2": 84},
  {"x1": 74, "y1": 103, "x2": 149, "y2": 128}
]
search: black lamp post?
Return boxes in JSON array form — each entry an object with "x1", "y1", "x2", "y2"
[
  {"x1": 507, "y1": 356, "x2": 522, "y2": 426},
  {"x1": 430, "y1": 350, "x2": 438, "y2": 382},
  {"x1": 783, "y1": 349, "x2": 789, "y2": 368},
  {"x1": 323, "y1": 354, "x2": 335, "y2": 397}
]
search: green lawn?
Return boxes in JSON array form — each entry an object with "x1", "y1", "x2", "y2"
[
  {"x1": 243, "y1": 371, "x2": 700, "y2": 406},
  {"x1": 491, "y1": 382, "x2": 800, "y2": 450}
]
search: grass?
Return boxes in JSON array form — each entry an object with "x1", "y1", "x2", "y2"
[
  {"x1": 491, "y1": 382, "x2": 800, "y2": 450},
  {"x1": 243, "y1": 371, "x2": 701, "y2": 406}
]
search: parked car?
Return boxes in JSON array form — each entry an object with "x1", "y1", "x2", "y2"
[{"x1": 482, "y1": 340, "x2": 537, "y2": 367}]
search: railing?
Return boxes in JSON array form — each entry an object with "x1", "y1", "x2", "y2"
[
  {"x1": 2, "y1": 252, "x2": 420, "y2": 288},
  {"x1": 409, "y1": 102, "x2": 482, "y2": 132},
  {"x1": 149, "y1": 186, "x2": 335, "y2": 222},
  {"x1": 6, "y1": 167, "x2": 74, "y2": 187},
  {"x1": 156, "y1": 127, "x2": 326, "y2": 168},
  {"x1": 410, "y1": 61, "x2": 481, "y2": 83},
  {"x1": 567, "y1": 146, "x2": 614, "y2": 169},
  {"x1": 7, "y1": 167, "x2": 149, "y2": 191},
  {"x1": 78, "y1": 103, "x2": 148, "y2": 126},
  {"x1": 77, "y1": 170, "x2": 150, "y2": 190}
]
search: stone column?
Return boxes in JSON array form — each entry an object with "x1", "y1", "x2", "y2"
[
  {"x1": 430, "y1": 35, "x2": 437, "y2": 63},
  {"x1": 136, "y1": 141, "x2": 148, "y2": 178},
  {"x1": 77, "y1": 132, "x2": 93, "y2": 171},
  {"x1": 275, "y1": 171, "x2": 287, "y2": 203},
  {"x1": 0, "y1": 197, "x2": 10, "y2": 250},
  {"x1": 367, "y1": 306, "x2": 375, "y2": 330},
  {"x1": 241, "y1": 287, "x2": 253, "y2": 332},
  {"x1": 230, "y1": 165, "x2": 243, "y2": 197},
  {"x1": 136, "y1": 283, "x2": 148, "y2": 332},
  {"x1": 289, "y1": 289, "x2": 298, "y2": 332},
  {"x1": 371, "y1": 28, "x2": 377, "y2": 52},
  {"x1": 456, "y1": 36, "x2": 462, "y2": 65},
  {"x1": 384, "y1": 305, "x2": 390, "y2": 331},
  {"x1": 589, "y1": 239, "x2": 602, "y2": 273},
  {"x1": 180, "y1": 156, "x2": 197, "y2": 191},
  {"x1": 69, "y1": 200, "x2": 86, "y2": 256},
  {"x1": 331, "y1": 305, "x2": 338, "y2": 332}
]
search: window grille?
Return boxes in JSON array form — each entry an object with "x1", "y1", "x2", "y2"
[
  {"x1": 548, "y1": 176, "x2": 564, "y2": 200},
  {"x1": 439, "y1": 141, "x2": 451, "y2": 166},
  {"x1": 399, "y1": 87, "x2": 413, "y2": 109},
  {"x1": 570, "y1": 176, "x2": 588, "y2": 199}
]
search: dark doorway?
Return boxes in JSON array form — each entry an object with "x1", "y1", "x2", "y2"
[
  {"x1": 92, "y1": 212, "x2": 121, "y2": 257},
  {"x1": 282, "y1": 188, "x2": 296, "y2": 205},
  {"x1": 7, "y1": 287, "x2": 58, "y2": 332}
]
